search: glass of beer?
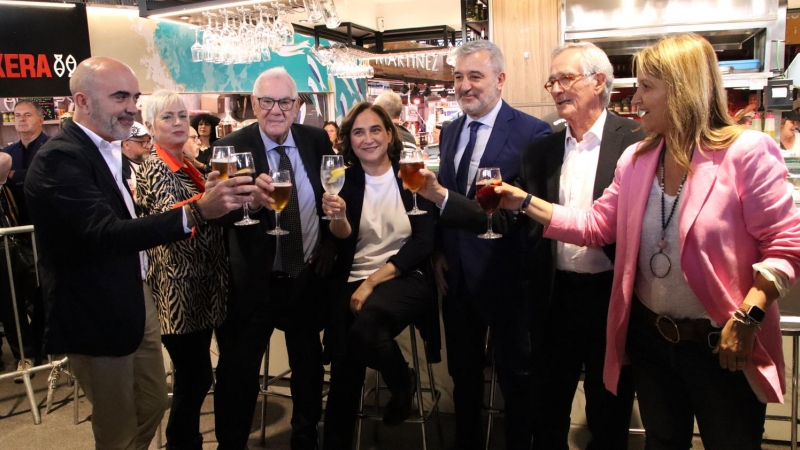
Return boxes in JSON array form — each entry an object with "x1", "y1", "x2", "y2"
[
  {"x1": 476, "y1": 167, "x2": 502, "y2": 239},
  {"x1": 266, "y1": 169, "x2": 291, "y2": 236},
  {"x1": 320, "y1": 154, "x2": 345, "y2": 220},
  {"x1": 211, "y1": 146, "x2": 235, "y2": 181},
  {"x1": 399, "y1": 149, "x2": 427, "y2": 215},
  {"x1": 233, "y1": 152, "x2": 259, "y2": 226}
]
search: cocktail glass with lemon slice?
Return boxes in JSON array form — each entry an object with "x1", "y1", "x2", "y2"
[{"x1": 321, "y1": 155, "x2": 346, "y2": 220}]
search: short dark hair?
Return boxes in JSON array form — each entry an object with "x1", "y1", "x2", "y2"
[
  {"x1": 338, "y1": 102, "x2": 403, "y2": 166},
  {"x1": 323, "y1": 121, "x2": 339, "y2": 133},
  {"x1": 190, "y1": 114, "x2": 221, "y2": 145},
  {"x1": 14, "y1": 100, "x2": 44, "y2": 118}
]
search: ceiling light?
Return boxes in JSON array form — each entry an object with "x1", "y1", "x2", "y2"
[
  {"x1": 0, "y1": 0, "x2": 75, "y2": 9},
  {"x1": 148, "y1": 0, "x2": 265, "y2": 19},
  {"x1": 180, "y1": 16, "x2": 190, "y2": 20}
]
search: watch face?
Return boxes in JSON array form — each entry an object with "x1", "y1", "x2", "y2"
[{"x1": 745, "y1": 304, "x2": 766, "y2": 322}]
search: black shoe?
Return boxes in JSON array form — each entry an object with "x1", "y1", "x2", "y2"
[{"x1": 382, "y1": 368, "x2": 415, "y2": 427}]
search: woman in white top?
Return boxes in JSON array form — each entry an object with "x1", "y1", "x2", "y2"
[{"x1": 320, "y1": 102, "x2": 437, "y2": 449}]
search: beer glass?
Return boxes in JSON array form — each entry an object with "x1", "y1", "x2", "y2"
[
  {"x1": 211, "y1": 146, "x2": 235, "y2": 181},
  {"x1": 476, "y1": 167, "x2": 502, "y2": 239},
  {"x1": 266, "y1": 169, "x2": 291, "y2": 236},
  {"x1": 233, "y1": 152, "x2": 259, "y2": 226},
  {"x1": 320, "y1": 154, "x2": 345, "y2": 220},
  {"x1": 399, "y1": 149, "x2": 427, "y2": 215}
]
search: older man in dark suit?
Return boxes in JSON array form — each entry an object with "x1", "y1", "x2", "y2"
[
  {"x1": 416, "y1": 40, "x2": 551, "y2": 450},
  {"x1": 212, "y1": 67, "x2": 336, "y2": 450},
  {"x1": 520, "y1": 42, "x2": 645, "y2": 450},
  {"x1": 24, "y1": 56, "x2": 254, "y2": 450}
]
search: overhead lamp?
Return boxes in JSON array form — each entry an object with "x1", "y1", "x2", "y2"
[
  {"x1": 400, "y1": 83, "x2": 410, "y2": 94},
  {"x1": 0, "y1": 0, "x2": 75, "y2": 8},
  {"x1": 410, "y1": 86, "x2": 420, "y2": 97},
  {"x1": 423, "y1": 86, "x2": 432, "y2": 97}
]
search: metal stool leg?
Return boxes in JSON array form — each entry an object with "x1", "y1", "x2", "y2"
[
  {"x1": 260, "y1": 341, "x2": 271, "y2": 445},
  {"x1": 409, "y1": 328, "x2": 428, "y2": 450},
  {"x1": 485, "y1": 350, "x2": 498, "y2": 450}
]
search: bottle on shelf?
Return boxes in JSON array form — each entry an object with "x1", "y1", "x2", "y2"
[
  {"x1": 752, "y1": 111, "x2": 763, "y2": 132},
  {"x1": 764, "y1": 111, "x2": 777, "y2": 143}
]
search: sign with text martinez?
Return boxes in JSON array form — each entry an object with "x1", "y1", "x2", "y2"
[{"x1": 0, "y1": 3, "x2": 91, "y2": 97}]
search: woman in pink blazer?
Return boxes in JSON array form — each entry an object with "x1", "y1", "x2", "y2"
[{"x1": 499, "y1": 34, "x2": 800, "y2": 448}]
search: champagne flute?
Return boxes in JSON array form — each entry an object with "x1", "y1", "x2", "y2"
[
  {"x1": 266, "y1": 169, "x2": 291, "y2": 235},
  {"x1": 320, "y1": 155, "x2": 345, "y2": 220},
  {"x1": 233, "y1": 152, "x2": 259, "y2": 226},
  {"x1": 399, "y1": 149, "x2": 427, "y2": 215},
  {"x1": 211, "y1": 146, "x2": 235, "y2": 181},
  {"x1": 476, "y1": 167, "x2": 502, "y2": 239}
]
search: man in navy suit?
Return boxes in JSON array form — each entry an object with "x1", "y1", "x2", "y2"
[
  {"x1": 416, "y1": 40, "x2": 550, "y2": 450},
  {"x1": 518, "y1": 43, "x2": 644, "y2": 450}
]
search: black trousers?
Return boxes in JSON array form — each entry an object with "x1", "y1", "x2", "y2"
[
  {"x1": 323, "y1": 272, "x2": 429, "y2": 450},
  {"x1": 215, "y1": 265, "x2": 328, "y2": 450},
  {"x1": 161, "y1": 328, "x2": 214, "y2": 450},
  {"x1": 531, "y1": 270, "x2": 635, "y2": 450},
  {"x1": 443, "y1": 272, "x2": 532, "y2": 450}
]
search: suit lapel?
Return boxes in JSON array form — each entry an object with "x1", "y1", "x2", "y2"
[
  {"x1": 678, "y1": 147, "x2": 719, "y2": 254},
  {"x1": 439, "y1": 115, "x2": 467, "y2": 191},
  {"x1": 292, "y1": 124, "x2": 324, "y2": 205},
  {"x1": 594, "y1": 116, "x2": 625, "y2": 200},
  {"x1": 624, "y1": 142, "x2": 660, "y2": 277},
  {"x1": 546, "y1": 131, "x2": 567, "y2": 205},
  {"x1": 470, "y1": 102, "x2": 513, "y2": 198},
  {"x1": 243, "y1": 123, "x2": 271, "y2": 174}
]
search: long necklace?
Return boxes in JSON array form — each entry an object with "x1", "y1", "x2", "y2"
[{"x1": 649, "y1": 146, "x2": 691, "y2": 278}]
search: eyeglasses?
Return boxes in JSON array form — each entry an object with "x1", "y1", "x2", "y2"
[
  {"x1": 256, "y1": 97, "x2": 296, "y2": 111},
  {"x1": 190, "y1": 135, "x2": 200, "y2": 142},
  {"x1": 544, "y1": 73, "x2": 595, "y2": 92},
  {"x1": 128, "y1": 139, "x2": 153, "y2": 148}
]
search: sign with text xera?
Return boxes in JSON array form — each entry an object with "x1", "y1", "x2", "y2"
[{"x1": 0, "y1": 3, "x2": 91, "y2": 97}]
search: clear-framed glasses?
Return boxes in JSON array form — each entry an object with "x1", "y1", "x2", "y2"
[
  {"x1": 256, "y1": 97, "x2": 296, "y2": 111},
  {"x1": 543, "y1": 72, "x2": 595, "y2": 92},
  {"x1": 128, "y1": 139, "x2": 153, "y2": 149}
]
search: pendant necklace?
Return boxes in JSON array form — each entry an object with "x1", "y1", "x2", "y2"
[{"x1": 649, "y1": 146, "x2": 692, "y2": 278}]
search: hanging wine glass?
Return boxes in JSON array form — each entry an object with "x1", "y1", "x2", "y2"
[
  {"x1": 319, "y1": 0, "x2": 341, "y2": 28},
  {"x1": 303, "y1": 0, "x2": 324, "y2": 23},
  {"x1": 191, "y1": 27, "x2": 203, "y2": 62}
]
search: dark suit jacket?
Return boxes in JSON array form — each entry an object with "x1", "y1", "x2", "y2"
[
  {"x1": 437, "y1": 100, "x2": 550, "y2": 315},
  {"x1": 517, "y1": 113, "x2": 646, "y2": 341},
  {"x1": 213, "y1": 122, "x2": 334, "y2": 322},
  {"x1": 328, "y1": 159, "x2": 440, "y2": 361},
  {"x1": 24, "y1": 119, "x2": 188, "y2": 356},
  {"x1": 3, "y1": 132, "x2": 49, "y2": 225}
]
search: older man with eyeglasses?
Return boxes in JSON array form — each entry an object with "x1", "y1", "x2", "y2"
[
  {"x1": 212, "y1": 67, "x2": 336, "y2": 450},
  {"x1": 121, "y1": 121, "x2": 152, "y2": 201}
]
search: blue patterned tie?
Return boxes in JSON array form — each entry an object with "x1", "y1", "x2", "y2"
[
  {"x1": 455, "y1": 121, "x2": 482, "y2": 195},
  {"x1": 276, "y1": 146, "x2": 305, "y2": 277}
]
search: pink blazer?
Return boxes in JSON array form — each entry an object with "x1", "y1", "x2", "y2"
[{"x1": 546, "y1": 130, "x2": 800, "y2": 403}]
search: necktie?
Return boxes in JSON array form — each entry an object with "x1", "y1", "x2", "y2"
[
  {"x1": 276, "y1": 146, "x2": 305, "y2": 277},
  {"x1": 455, "y1": 121, "x2": 482, "y2": 195}
]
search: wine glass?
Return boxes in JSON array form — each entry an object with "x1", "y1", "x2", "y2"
[
  {"x1": 191, "y1": 28, "x2": 203, "y2": 62},
  {"x1": 211, "y1": 146, "x2": 235, "y2": 180},
  {"x1": 399, "y1": 149, "x2": 427, "y2": 215},
  {"x1": 266, "y1": 170, "x2": 291, "y2": 236},
  {"x1": 475, "y1": 167, "x2": 502, "y2": 239},
  {"x1": 320, "y1": 155, "x2": 345, "y2": 220},
  {"x1": 233, "y1": 152, "x2": 259, "y2": 226}
]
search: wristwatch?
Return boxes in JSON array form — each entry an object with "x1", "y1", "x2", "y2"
[
  {"x1": 520, "y1": 193, "x2": 533, "y2": 212},
  {"x1": 739, "y1": 303, "x2": 766, "y2": 323}
]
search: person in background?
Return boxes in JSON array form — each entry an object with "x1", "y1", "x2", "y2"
[
  {"x1": 136, "y1": 90, "x2": 229, "y2": 450},
  {"x1": 213, "y1": 67, "x2": 336, "y2": 450},
  {"x1": 523, "y1": 42, "x2": 644, "y2": 449},
  {"x1": 190, "y1": 113, "x2": 220, "y2": 173},
  {"x1": 415, "y1": 39, "x2": 551, "y2": 450},
  {"x1": 373, "y1": 91, "x2": 418, "y2": 150},
  {"x1": 321, "y1": 102, "x2": 438, "y2": 449},
  {"x1": 24, "y1": 56, "x2": 257, "y2": 450},
  {"x1": 497, "y1": 33, "x2": 800, "y2": 449},
  {"x1": 121, "y1": 121, "x2": 152, "y2": 203},
  {"x1": 323, "y1": 120, "x2": 340, "y2": 152},
  {"x1": 780, "y1": 110, "x2": 800, "y2": 157},
  {"x1": 183, "y1": 126, "x2": 202, "y2": 164},
  {"x1": 733, "y1": 92, "x2": 758, "y2": 123},
  {"x1": 0, "y1": 100, "x2": 50, "y2": 376},
  {"x1": 0, "y1": 152, "x2": 21, "y2": 374}
]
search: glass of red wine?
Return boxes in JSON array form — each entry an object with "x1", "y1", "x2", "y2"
[{"x1": 475, "y1": 167, "x2": 502, "y2": 239}]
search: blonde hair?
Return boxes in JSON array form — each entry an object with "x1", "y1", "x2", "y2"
[{"x1": 634, "y1": 33, "x2": 744, "y2": 171}]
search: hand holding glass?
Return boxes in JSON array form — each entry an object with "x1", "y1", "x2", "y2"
[
  {"x1": 266, "y1": 170, "x2": 291, "y2": 236},
  {"x1": 476, "y1": 167, "x2": 502, "y2": 239},
  {"x1": 399, "y1": 149, "x2": 427, "y2": 215},
  {"x1": 211, "y1": 146, "x2": 235, "y2": 181},
  {"x1": 233, "y1": 152, "x2": 259, "y2": 226},
  {"x1": 320, "y1": 155, "x2": 345, "y2": 220}
]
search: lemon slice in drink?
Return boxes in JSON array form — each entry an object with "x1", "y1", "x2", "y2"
[{"x1": 328, "y1": 167, "x2": 345, "y2": 183}]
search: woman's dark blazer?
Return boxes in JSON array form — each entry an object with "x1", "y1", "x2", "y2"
[{"x1": 328, "y1": 158, "x2": 441, "y2": 362}]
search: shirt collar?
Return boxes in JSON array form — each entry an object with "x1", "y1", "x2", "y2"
[
  {"x1": 155, "y1": 143, "x2": 184, "y2": 173},
  {"x1": 74, "y1": 121, "x2": 114, "y2": 150},
  {"x1": 565, "y1": 109, "x2": 607, "y2": 146},
  {"x1": 259, "y1": 127, "x2": 297, "y2": 152},
  {"x1": 465, "y1": 98, "x2": 504, "y2": 130}
]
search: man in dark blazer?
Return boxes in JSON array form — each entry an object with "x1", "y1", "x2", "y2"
[
  {"x1": 24, "y1": 57, "x2": 254, "y2": 450},
  {"x1": 417, "y1": 40, "x2": 551, "y2": 450},
  {"x1": 519, "y1": 43, "x2": 645, "y2": 450},
  {"x1": 212, "y1": 67, "x2": 336, "y2": 450}
]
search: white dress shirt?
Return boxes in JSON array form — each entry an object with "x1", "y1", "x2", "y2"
[
  {"x1": 454, "y1": 99, "x2": 504, "y2": 194},
  {"x1": 556, "y1": 110, "x2": 614, "y2": 273}
]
